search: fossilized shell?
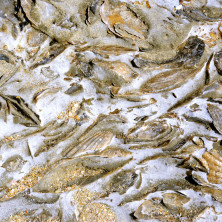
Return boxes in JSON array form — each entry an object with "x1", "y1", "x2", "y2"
[
  {"x1": 94, "y1": 61, "x2": 138, "y2": 83},
  {"x1": 133, "y1": 36, "x2": 205, "y2": 69},
  {"x1": 96, "y1": 147, "x2": 132, "y2": 158},
  {"x1": 127, "y1": 120, "x2": 181, "y2": 150},
  {"x1": 177, "y1": 5, "x2": 222, "y2": 22},
  {"x1": 2, "y1": 155, "x2": 24, "y2": 172},
  {"x1": 201, "y1": 187, "x2": 222, "y2": 203},
  {"x1": 104, "y1": 169, "x2": 137, "y2": 194},
  {"x1": 134, "y1": 199, "x2": 175, "y2": 221},
  {"x1": 202, "y1": 149, "x2": 222, "y2": 184},
  {"x1": 100, "y1": 0, "x2": 148, "y2": 40},
  {"x1": 0, "y1": 94, "x2": 41, "y2": 127},
  {"x1": 64, "y1": 130, "x2": 114, "y2": 158},
  {"x1": 207, "y1": 104, "x2": 222, "y2": 135},
  {"x1": 0, "y1": 50, "x2": 19, "y2": 87},
  {"x1": 140, "y1": 64, "x2": 204, "y2": 93},
  {"x1": 26, "y1": 28, "x2": 47, "y2": 47},
  {"x1": 33, "y1": 157, "x2": 130, "y2": 193},
  {"x1": 162, "y1": 192, "x2": 190, "y2": 210},
  {"x1": 214, "y1": 50, "x2": 222, "y2": 75}
]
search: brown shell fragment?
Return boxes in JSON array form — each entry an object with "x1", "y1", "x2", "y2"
[
  {"x1": 134, "y1": 36, "x2": 205, "y2": 69},
  {"x1": 65, "y1": 131, "x2": 114, "y2": 157},
  {"x1": 32, "y1": 157, "x2": 130, "y2": 193},
  {"x1": 140, "y1": 66, "x2": 203, "y2": 93},
  {"x1": 95, "y1": 61, "x2": 138, "y2": 83},
  {"x1": 104, "y1": 170, "x2": 137, "y2": 194},
  {"x1": 127, "y1": 120, "x2": 181, "y2": 150},
  {"x1": 162, "y1": 192, "x2": 190, "y2": 210},
  {"x1": 214, "y1": 50, "x2": 222, "y2": 75},
  {"x1": 0, "y1": 94, "x2": 41, "y2": 127},
  {"x1": 134, "y1": 199, "x2": 175, "y2": 221},
  {"x1": 2, "y1": 155, "x2": 24, "y2": 172},
  {"x1": 100, "y1": 0, "x2": 148, "y2": 40},
  {"x1": 0, "y1": 50, "x2": 19, "y2": 87},
  {"x1": 207, "y1": 104, "x2": 222, "y2": 135},
  {"x1": 202, "y1": 149, "x2": 222, "y2": 184}
]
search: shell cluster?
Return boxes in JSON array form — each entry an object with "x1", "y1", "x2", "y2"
[{"x1": 1, "y1": 0, "x2": 222, "y2": 221}]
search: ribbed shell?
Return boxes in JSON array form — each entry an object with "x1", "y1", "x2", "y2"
[
  {"x1": 66, "y1": 131, "x2": 114, "y2": 157},
  {"x1": 208, "y1": 104, "x2": 222, "y2": 135},
  {"x1": 202, "y1": 150, "x2": 222, "y2": 184},
  {"x1": 100, "y1": 0, "x2": 148, "y2": 40}
]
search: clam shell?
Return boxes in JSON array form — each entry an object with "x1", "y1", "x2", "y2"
[
  {"x1": 33, "y1": 157, "x2": 130, "y2": 193},
  {"x1": 104, "y1": 170, "x2": 137, "y2": 194},
  {"x1": 207, "y1": 104, "x2": 222, "y2": 135},
  {"x1": 202, "y1": 150, "x2": 222, "y2": 184},
  {"x1": 100, "y1": 0, "x2": 148, "y2": 40},
  {"x1": 162, "y1": 192, "x2": 190, "y2": 210},
  {"x1": 140, "y1": 65, "x2": 204, "y2": 93},
  {"x1": 0, "y1": 50, "x2": 18, "y2": 87},
  {"x1": 65, "y1": 130, "x2": 114, "y2": 158},
  {"x1": 2, "y1": 155, "x2": 24, "y2": 172},
  {"x1": 134, "y1": 199, "x2": 175, "y2": 221},
  {"x1": 127, "y1": 120, "x2": 181, "y2": 150}
]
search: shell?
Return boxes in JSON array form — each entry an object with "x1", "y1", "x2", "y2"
[
  {"x1": 32, "y1": 157, "x2": 130, "y2": 193},
  {"x1": 0, "y1": 50, "x2": 19, "y2": 87},
  {"x1": 214, "y1": 50, "x2": 222, "y2": 75},
  {"x1": 140, "y1": 65, "x2": 204, "y2": 93},
  {"x1": 94, "y1": 61, "x2": 138, "y2": 83},
  {"x1": 162, "y1": 192, "x2": 190, "y2": 210},
  {"x1": 100, "y1": 0, "x2": 148, "y2": 40},
  {"x1": 127, "y1": 120, "x2": 181, "y2": 150},
  {"x1": 202, "y1": 149, "x2": 222, "y2": 184},
  {"x1": 134, "y1": 199, "x2": 175, "y2": 221},
  {"x1": 97, "y1": 147, "x2": 132, "y2": 158},
  {"x1": 2, "y1": 155, "x2": 24, "y2": 172},
  {"x1": 134, "y1": 36, "x2": 205, "y2": 69},
  {"x1": 64, "y1": 130, "x2": 114, "y2": 158},
  {"x1": 104, "y1": 169, "x2": 137, "y2": 194},
  {"x1": 207, "y1": 104, "x2": 222, "y2": 135}
]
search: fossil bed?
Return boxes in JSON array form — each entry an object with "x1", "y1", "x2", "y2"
[{"x1": 1, "y1": 0, "x2": 222, "y2": 221}]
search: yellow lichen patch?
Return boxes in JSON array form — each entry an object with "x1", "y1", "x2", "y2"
[
  {"x1": 57, "y1": 101, "x2": 81, "y2": 120},
  {"x1": 107, "y1": 14, "x2": 124, "y2": 26},
  {"x1": 79, "y1": 202, "x2": 117, "y2": 222},
  {"x1": 1, "y1": 134, "x2": 20, "y2": 143},
  {"x1": 1, "y1": 166, "x2": 48, "y2": 201},
  {"x1": 73, "y1": 188, "x2": 101, "y2": 213},
  {"x1": 134, "y1": 0, "x2": 151, "y2": 8},
  {"x1": 201, "y1": 26, "x2": 221, "y2": 47},
  {"x1": 7, "y1": 211, "x2": 61, "y2": 222}
]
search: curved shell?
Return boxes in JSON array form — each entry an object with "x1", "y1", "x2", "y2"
[
  {"x1": 134, "y1": 36, "x2": 205, "y2": 69},
  {"x1": 0, "y1": 50, "x2": 19, "y2": 87},
  {"x1": 140, "y1": 65, "x2": 204, "y2": 93},
  {"x1": 134, "y1": 199, "x2": 175, "y2": 221},
  {"x1": 65, "y1": 130, "x2": 114, "y2": 157},
  {"x1": 33, "y1": 157, "x2": 130, "y2": 193},
  {"x1": 104, "y1": 169, "x2": 137, "y2": 194},
  {"x1": 100, "y1": 0, "x2": 148, "y2": 40},
  {"x1": 207, "y1": 104, "x2": 222, "y2": 135},
  {"x1": 202, "y1": 150, "x2": 222, "y2": 184},
  {"x1": 127, "y1": 120, "x2": 181, "y2": 150},
  {"x1": 2, "y1": 155, "x2": 24, "y2": 172},
  {"x1": 214, "y1": 50, "x2": 222, "y2": 75},
  {"x1": 162, "y1": 192, "x2": 190, "y2": 210}
]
